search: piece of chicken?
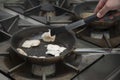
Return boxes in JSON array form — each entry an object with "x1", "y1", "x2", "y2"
[
  {"x1": 41, "y1": 29, "x2": 56, "y2": 42},
  {"x1": 17, "y1": 48, "x2": 27, "y2": 56},
  {"x1": 22, "y1": 40, "x2": 40, "y2": 48},
  {"x1": 46, "y1": 44, "x2": 66, "y2": 57}
]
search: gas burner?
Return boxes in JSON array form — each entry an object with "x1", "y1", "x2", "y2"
[
  {"x1": 76, "y1": 21, "x2": 120, "y2": 48},
  {"x1": 24, "y1": 5, "x2": 75, "y2": 24},
  {"x1": 39, "y1": 2, "x2": 56, "y2": 17},
  {"x1": 32, "y1": 64, "x2": 56, "y2": 77},
  {"x1": 0, "y1": 28, "x2": 103, "y2": 80},
  {"x1": 4, "y1": 0, "x2": 76, "y2": 24}
]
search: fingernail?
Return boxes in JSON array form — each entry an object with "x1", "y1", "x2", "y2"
[{"x1": 97, "y1": 13, "x2": 102, "y2": 18}]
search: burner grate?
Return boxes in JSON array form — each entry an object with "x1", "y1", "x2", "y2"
[
  {"x1": 4, "y1": 0, "x2": 76, "y2": 25},
  {"x1": 76, "y1": 21, "x2": 120, "y2": 48}
]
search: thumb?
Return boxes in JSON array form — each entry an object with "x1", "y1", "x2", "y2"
[{"x1": 97, "y1": 5, "x2": 110, "y2": 18}]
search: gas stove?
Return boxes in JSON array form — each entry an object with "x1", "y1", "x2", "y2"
[{"x1": 0, "y1": 0, "x2": 120, "y2": 80}]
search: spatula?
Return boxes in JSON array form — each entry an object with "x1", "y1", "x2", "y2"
[{"x1": 51, "y1": 11, "x2": 117, "y2": 36}]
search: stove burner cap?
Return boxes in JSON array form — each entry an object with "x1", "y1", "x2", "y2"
[
  {"x1": 32, "y1": 64, "x2": 56, "y2": 77},
  {"x1": 41, "y1": 3, "x2": 55, "y2": 12}
]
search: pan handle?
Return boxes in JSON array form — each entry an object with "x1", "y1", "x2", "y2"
[
  {"x1": 73, "y1": 48, "x2": 106, "y2": 54},
  {"x1": 73, "y1": 48, "x2": 120, "y2": 55}
]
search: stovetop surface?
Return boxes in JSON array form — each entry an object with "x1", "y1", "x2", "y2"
[{"x1": 0, "y1": 0, "x2": 120, "y2": 80}]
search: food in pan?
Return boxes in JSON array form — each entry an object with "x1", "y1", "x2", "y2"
[
  {"x1": 17, "y1": 48, "x2": 27, "y2": 56},
  {"x1": 46, "y1": 50, "x2": 60, "y2": 56},
  {"x1": 41, "y1": 29, "x2": 56, "y2": 42},
  {"x1": 22, "y1": 40, "x2": 40, "y2": 48},
  {"x1": 80, "y1": 12, "x2": 94, "y2": 18},
  {"x1": 47, "y1": 44, "x2": 60, "y2": 51},
  {"x1": 59, "y1": 47, "x2": 67, "y2": 52},
  {"x1": 46, "y1": 44, "x2": 66, "y2": 56},
  {"x1": 39, "y1": 56, "x2": 46, "y2": 58},
  {"x1": 31, "y1": 56, "x2": 38, "y2": 58},
  {"x1": 29, "y1": 56, "x2": 46, "y2": 58}
]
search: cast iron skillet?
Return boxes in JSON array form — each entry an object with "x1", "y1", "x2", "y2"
[{"x1": 10, "y1": 26, "x2": 76, "y2": 65}]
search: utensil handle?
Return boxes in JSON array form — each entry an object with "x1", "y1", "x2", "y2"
[
  {"x1": 66, "y1": 11, "x2": 118, "y2": 30},
  {"x1": 84, "y1": 14, "x2": 99, "y2": 24},
  {"x1": 65, "y1": 19, "x2": 85, "y2": 30},
  {"x1": 65, "y1": 14, "x2": 98, "y2": 30},
  {"x1": 84, "y1": 10, "x2": 118, "y2": 24}
]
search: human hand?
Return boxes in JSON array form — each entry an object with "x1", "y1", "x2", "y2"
[{"x1": 94, "y1": 0, "x2": 120, "y2": 18}]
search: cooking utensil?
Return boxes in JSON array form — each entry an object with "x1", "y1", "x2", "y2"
[
  {"x1": 51, "y1": 11, "x2": 117, "y2": 36},
  {"x1": 10, "y1": 26, "x2": 76, "y2": 65},
  {"x1": 74, "y1": 1, "x2": 120, "y2": 30}
]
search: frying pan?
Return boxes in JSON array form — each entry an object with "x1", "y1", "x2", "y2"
[
  {"x1": 10, "y1": 11, "x2": 118, "y2": 65},
  {"x1": 10, "y1": 26, "x2": 76, "y2": 65}
]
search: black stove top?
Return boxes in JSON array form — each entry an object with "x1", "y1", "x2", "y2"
[
  {"x1": 0, "y1": 0, "x2": 120, "y2": 80},
  {"x1": 0, "y1": 8, "x2": 103, "y2": 80},
  {"x1": 72, "y1": 54, "x2": 120, "y2": 80}
]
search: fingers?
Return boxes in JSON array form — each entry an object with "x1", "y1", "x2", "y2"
[
  {"x1": 97, "y1": 5, "x2": 110, "y2": 18},
  {"x1": 94, "y1": 0, "x2": 107, "y2": 13}
]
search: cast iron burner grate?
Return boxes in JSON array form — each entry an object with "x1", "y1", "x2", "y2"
[
  {"x1": 0, "y1": 15, "x2": 19, "y2": 34},
  {"x1": 75, "y1": 21, "x2": 120, "y2": 48},
  {"x1": 4, "y1": 0, "x2": 76, "y2": 25},
  {"x1": 0, "y1": 9, "x2": 33, "y2": 35},
  {"x1": 4, "y1": 0, "x2": 40, "y2": 12}
]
